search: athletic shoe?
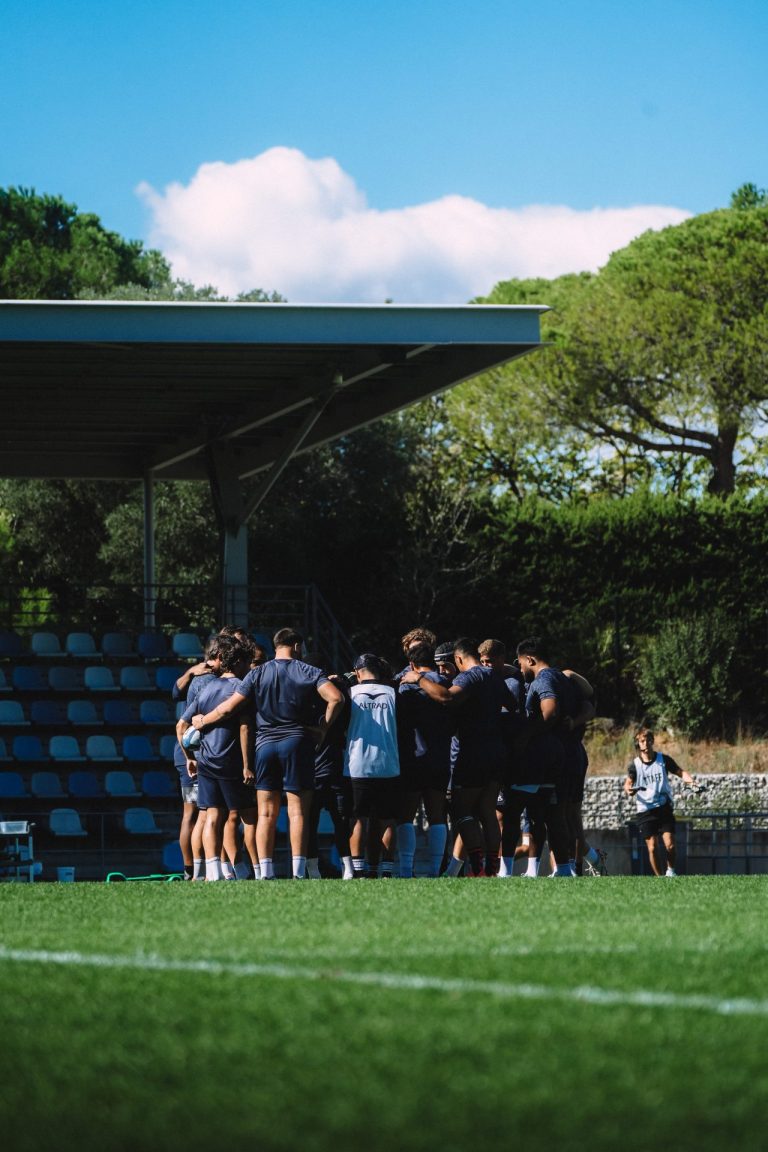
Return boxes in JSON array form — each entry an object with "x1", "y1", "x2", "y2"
[{"x1": 665, "y1": 867, "x2": 678, "y2": 877}]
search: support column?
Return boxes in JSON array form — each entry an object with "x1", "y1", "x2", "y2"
[
  {"x1": 143, "y1": 472, "x2": 156, "y2": 631},
  {"x1": 206, "y1": 444, "x2": 249, "y2": 627}
]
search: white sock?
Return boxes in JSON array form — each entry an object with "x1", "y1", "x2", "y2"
[
  {"x1": 525, "y1": 857, "x2": 540, "y2": 877},
  {"x1": 351, "y1": 856, "x2": 366, "y2": 876},
  {"x1": 342, "y1": 855, "x2": 355, "y2": 879},
  {"x1": 427, "y1": 824, "x2": 447, "y2": 877},
  {"x1": 498, "y1": 855, "x2": 515, "y2": 877},
  {"x1": 205, "y1": 857, "x2": 222, "y2": 881},
  {"x1": 193, "y1": 857, "x2": 204, "y2": 880},
  {"x1": 666, "y1": 867, "x2": 677, "y2": 877},
  {"x1": 252, "y1": 861, "x2": 262, "y2": 880},
  {"x1": 306, "y1": 857, "x2": 321, "y2": 879},
  {"x1": 221, "y1": 860, "x2": 236, "y2": 880},
  {"x1": 292, "y1": 855, "x2": 307, "y2": 879},
  {"x1": 397, "y1": 822, "x2": 416, "y2": 878},
  {"x1": 444, "y1": 855, "x2": 464, "y2": 877},
  {"x1": 259, "y1": 858, "x2": 274, "y2": 879}
]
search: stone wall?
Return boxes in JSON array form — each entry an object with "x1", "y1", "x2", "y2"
[{"x1": 582, "y1": 773, "x2": 768, "y2": 831}]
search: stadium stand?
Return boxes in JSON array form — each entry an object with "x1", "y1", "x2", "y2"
[
  {"x1": 122, "y1": 735, "x2": 160, "y2": 763},
  {"x1": 0, "y1": 772, "x2": 29, "y2": 799},
  {"x1": 67, "y1": 700, "x2": 103, "y2": 726},
  {"x1": 171, "y1": 632, "x2": 204, "y2": 660},
  {"x1": 162, "y1": 840, "x2": 184, "y2": 872},
  {"x1": 120, "y1": 666, "x2": 154, "y2": 693},
  {"x1": 13, "y1": 666, "x2": 48, "y2": 692},
  {"x1": 103, "y1": 699, "x2": 138, "y2": 726},
  {"x1": 12, "y1": 735, "x2": 49, "y2": 762},
  {"x1": 100, "y1": 632, "x2": 135, "y2": 659},
  {"x1": 49, "y1": 736, "x2": 87, "y2": 763},
  {"x1": 0, "y1": 701, "x2": 28, "y2": 726},
  {"x1": 86, "y1": 735, "x2": 123, "y2": 762},
  {"x1": 155, "y1": 665, "x2": 186, "y2": 693},
  {"x1": 30, "y1": 771, "x2": 66, "y2": 799},
  {"x1": 158, "y1": 734, "x2": 177, "y2": 761},
  {"x1": 49, "y1": 808, "x2": 87, "y2": 837},
  {"x1": 0, "y1": 738, "x2": 12, "y2": 761},
  {"x1": 30, "y1": 631, "x2": 65, "y2": 659},
  {"x1": 32, "y1": 700, "x2": 68, "y2": 726},
  {"x1": 137, "y1": 632, "x2": 170, "y2": 661},
  {"x1": 65, "y1": 632, "x2": 100, "y2": 660},
  {"x1": 49, "y1": 666, "x2": 83, "y2": 692},
  {"x1": 0, "y1": 631, "x2": 26, "y2": 658},
  {"x1": 84, "y1": 666, "x2": 119, "y2": 692},
  {"x1": 0, "y1": 668, "x2": 11, "y2": 692},
  {"x1": 139, "y1": 699, "x2": 173, "y2": 726},
  {"x1": 123, "y1": 807, "x2": 162, "y2": 836},
  {"x1": 105, "y1": 770, "x2": 142, "y2": 798},
  {"x1": 67, "y1": 771, "x2": 105, "y2": 799},
  {"x1": 141, "y1": 770, "x2": 177, "y2": 799}
]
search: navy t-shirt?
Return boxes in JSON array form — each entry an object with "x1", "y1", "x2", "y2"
[
  {"x1": 398, "y1": 672, "x2": 455, "y2": 771},
  {"x1": 173, "y1": 671, "x2": 216, "y2": 776},
  {"x1": 452, "y1": 664, "x2": 509, "y2": 750},
  {"x1": 525, "y1": 666, "x2": 583, "y2": 771},
  {"x1": 237, "y1": 658, "x2": 329, "y2": 746},
  {"x1": 182, "y1": 677, "x2": 248, "y2": 779}
]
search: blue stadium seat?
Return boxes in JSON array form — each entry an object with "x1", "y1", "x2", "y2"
[
  {"x1": 101, "y1": 632, "x2": 135, "y2": 659},
  {"x1": 13, "y1": 665, "x2": 48, "y2": 692},
  {"x1": 139, "y1": 699, "x2": 173, "y2": 726},
  {"x1": 31, "y1": 700, "x2": 68, "y2": 727},
  {"x1": 0, "y1": 668, "x2": 11, "y2": 693},
  {"x1": 49, "y1": 807, "x2": 87, "y2": 837},
  {"x1": 162, "y1": 840, "x2": 184, "y2": 872},
  {"x1": 31, "y1": 770, "x2": 66, "y2": 798},
  {"x1": 158, "y1": 734, "x2": 178, "y2": 761},
  {"x1": 103, "y1": 699, "x2": 139, "y2": 726},
  {"x1": 155, "y1": 665, "x2": 187, "y2": 693},
  {"x1": 67, "y1": 699, "x2": 103, "y2": 726},
  {"x1": 0, "y1": 701, "x2": 29, "y2": 726},
  {"x1": 49, "y1": 735, "x2": 87, "y2": 763},
  {"x1": 123, "y1": 807, "x2": 162, "y2": 835},
  {"x1": 86, "y1": 735, "x2": 123, "y2": 762},
  {"x1": 49, "y1": 666, "x2": 84, "y2": 692},
  {"x1": 0, "y1": 738, "x2": 12, "y2": 762},
  {"x1": 120, "y1": 666, "x2": 154, "y2": 693},
  {"x1": 105, "y1": 770, "x2": 141, "y2": 798},
  {"x1": 171, "y1": 632, "x2": 204, "y2": 660},
  {"x1": 84, "y1": 666, "x2": 119, "y2": 692},
  {"x1": 12, "y1": 735, "x2": 49, "y2": 762},
  {"x1": 68, "y1": 770, "x2": 105, "y2": 799},
  {"x1": 0, "y1": 772, "x2": 29, "y2": 799},
  {"x1": 141, "y1": 770, "x2": 177, "y2": 798},
  {"x1": 65, "y1": 632, "x2": 99, "y2": 659},
  {"x1": 137, "y1": 632, "x2": 170, "y2": 661},
  {"x1": 122, "y1": 735, "x2": 160, "y2": 763},
  {"x1": 30, "y1": 631, "x2": 65, "y2": 658}
]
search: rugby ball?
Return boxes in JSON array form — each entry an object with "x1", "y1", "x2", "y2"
[{"x1": 182, "y1": 727, "x2": 202, "y2": 751}]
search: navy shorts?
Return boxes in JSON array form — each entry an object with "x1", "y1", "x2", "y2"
[
  {"x1": 256, "y1": 734, "x2": 316, "y2": 793},
  {"x1": 351, "y1": 777, "x2": 400, "y2": 822},
  {"x1": 197, "y1": 773, "x2": 256, "y2": 813}
]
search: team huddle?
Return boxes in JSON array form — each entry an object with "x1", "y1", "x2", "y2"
[{"x1": 173, "y1": 625, "x2": 695, "y2": 880}]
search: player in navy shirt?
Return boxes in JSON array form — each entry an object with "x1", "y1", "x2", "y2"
[{"x1": 193, "y1": 628, "x2": 344, "y2": 879}]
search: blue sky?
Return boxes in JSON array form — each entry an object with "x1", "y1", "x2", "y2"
[{"x1": 2, "y1": 0, "x2": 766, "y2": 301}]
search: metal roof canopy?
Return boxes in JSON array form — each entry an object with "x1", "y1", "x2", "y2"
[
  {"x1": 0, "y1": 300, "x2": 545, "y2": 482},
  {"x1": 0, "y1": 299, "x2": 546, "y2": 628}
]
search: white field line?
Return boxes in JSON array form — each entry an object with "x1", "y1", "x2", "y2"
[{"x1": 0, "y1": 946, "x2": 766, "y2": 1017}]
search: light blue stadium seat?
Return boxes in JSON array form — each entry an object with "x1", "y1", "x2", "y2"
[
  {"x1": 105, "y1": 770, "x2": 141, "y2": 797},
  {"x1": 123, "y1": 807, "x2": 162, "y2": 835},
  {"x1": 139, "y1": 699, "x2": 173, "y2": 726},
  {"x1": 30, "y1": 631, "x2": 65, "y2": 658},
  {"x1": 65, "y1": 632, "x2": 99, "y2": 659},
  {"x1": 31, "y1": 771, "x2": 66, "y2": 798},
  {"x1": 84, "y1": 666, "x2": 119, "y2": 692},
  {"x1": 49, "y1": 807, "x2": 87, "y2": 837},
  {"x1": 49, "y1": 735, "x2": 87, "y2": 763},
  {"x1": 0, "y1": 701, "x2": 29, "y2": 726},
  {"x1": 86, "y1": 735, "x2": 123, "y2": 762},
  {"x1": 67, "y1": 700, "x2": 103, "y2": 726},
  {"x1": 155, "y1": 665, "x2": 187, "y2": 693},
  {"x1": 172, "y1": 632, "x2": 204, "y2": 660}
]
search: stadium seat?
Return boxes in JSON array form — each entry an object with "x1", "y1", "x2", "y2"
[
  {"x1": 175, "y1": 700, "x2": 187, "y2": 720},
  {"x1": 65, "y1": 632, "x2": 99, "y2": 659},
  {"x1": 31, "y1": 770, "x2": 66, "y2": 798},
  {"x1": 103, "y1": 699, "x2": 138, "y2": 726},
  {"x1": 48, "y1": 666, "x2": 84, "y2": 692},
  {"x1": 120, "y1": 666, "x2": 154, "y2": 693},
  {"x1": 30, "y1": 631, "x2": 65, "y2": 658},
  {"x1": 101, "y1": 632, "x2": 135, "y2": 659},
  {"x1": 158, "y1": 733, "x2": 178, "y2": 761},
  {"x1": 122, "y1": 736, "x2": 160, "y2": 763},
  {"x1": 317, "y1": 810, "x2": 335, "y2": 835},
  {"x1": 31, "y1": 700, "x2": 68, "y2": 726},
  {"x1": 123, "y1": 807, "x2": 162, "y2": 835},
  {"x1": 13, "y1": 665, "x2": 48, "y2": 692},
  {"x1": 162, "y1": 840, "x2": 184, "y2": 872},
  {"x1": 155, "y1": 665, "x2": 187, "y2": 693},
  {"x1": 86, "y1": 735, "x2": 123, "y2": 762},
  {"x1": 68, "y1": 770, "x2": 105, "y2": 799},
  {"x1": 0, "y1": 772, "x2": 29, "y2": 799},
  {"x1": 137, "y1": 632, "x2": 170, "y2": 661},
  {"x1": 105, "y1": 770, "x2": 141, "y2": 798},
  {"x1": 0, "y1": 631, "x2": 26, "y2": 658},
  {"x1": 252, "y1": 632, "x2": 275, "y2": 657},
  {"x1": 49, "y1": 735, "x2": 87, "y2": 763},
  {"x1": 12, "y1": 735, "x2": 49, "y2": 762},
  {"x1": 67, "y1": 699, "x2": 103, "y2": 726},
  {"x1": 141, "y1": 770, "x2": 177, "y2": 798},
  {"x1": 0, "y1": 737, "x2": 12, "y2": 762},
  {"x1": 171, "y1": 632, "x2": 204, "y2": 660},
  {"x1": 139, "y1": 699, "x2": 173, "y2": 726},
  {"x1": 0, "y1": 668, "x2": 11, "y2": 692},
  {"x1": 0, "y1": 701, "x2": 29, "y2": 726},
  {"x1": 84, "y1": 666, "x2": 119, "y2": 692},
  {"x1": 49, "y1": 807, "x2": 87, "y2": 837}
]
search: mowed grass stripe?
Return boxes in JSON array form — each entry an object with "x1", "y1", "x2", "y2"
[{"x1": 2, "y1": 944, "x2": 767, "y2": 1018}]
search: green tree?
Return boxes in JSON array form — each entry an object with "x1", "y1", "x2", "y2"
[{"x1": 0, "y1": 187, "x2": 171, "y2": 298}]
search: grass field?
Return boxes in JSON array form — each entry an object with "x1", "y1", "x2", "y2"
[{"x1": 1, "y1": 877, "x2": 767, "y2": 1152}]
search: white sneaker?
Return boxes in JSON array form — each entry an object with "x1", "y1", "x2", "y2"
[{"x1": 665, "y1": 867, "x2": 678, "y2": 877}]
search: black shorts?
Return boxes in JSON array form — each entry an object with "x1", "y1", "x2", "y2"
[
  {"x1": 314, "y1": 775, "x2": 353, "y2": 820},
  {"x1": 636, "y1": 803, "x2": 676, "y2": 838},
  {"x1": 351, "y1": 777, "x2": 400, "y2": 822},
  {"x1": 399, "y1": 754, "x2": 451, "y2": 796}
]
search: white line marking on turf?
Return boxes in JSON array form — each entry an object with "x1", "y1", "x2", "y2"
[{"x1": 1, "y1": 946, "x2": 766, "y2": 1017}]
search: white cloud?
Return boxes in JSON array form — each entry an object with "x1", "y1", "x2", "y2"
[{"x1": 137, "y1": 147, "x2": 691, "y2": 303}]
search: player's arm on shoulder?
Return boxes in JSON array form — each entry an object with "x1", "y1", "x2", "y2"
[
  {"x1": 401, "y1": 670, "x2": 460, "y2": 706},
  {"x1": 317, "y1": 678, "x2": 345, "y2": 737},
  {"x1": 192, "y1": 687, "x2": 247, "y2": 730}
]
